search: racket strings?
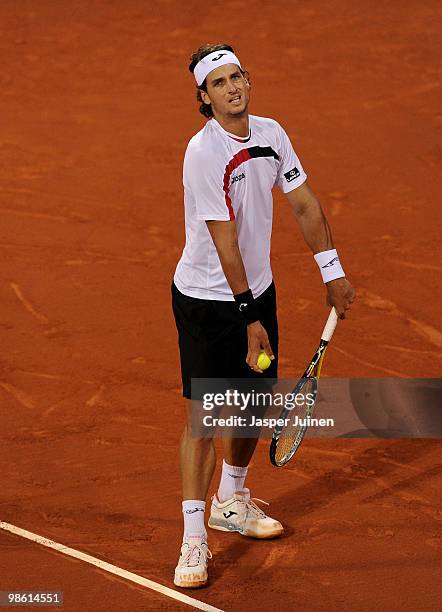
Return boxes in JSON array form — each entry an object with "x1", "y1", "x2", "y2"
[{"x1": 273, "y1": 377, "x2": 317, "y2": 465}]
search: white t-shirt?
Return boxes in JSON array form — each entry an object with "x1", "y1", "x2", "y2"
[{"x1": 174, "y1": 114, "x2": 307, "y2": 300}]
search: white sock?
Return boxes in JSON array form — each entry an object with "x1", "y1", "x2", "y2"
[
  {"x1": 182, "y1": 500, "x2": 206, "y2": 541},
  {"x1": 217, "y1": 460, "x2": 249, "y2": 502}
]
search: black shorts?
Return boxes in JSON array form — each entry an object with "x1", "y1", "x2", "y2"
[{"x1": 171, "y1": 281, "x2": 278, "y2": 399}]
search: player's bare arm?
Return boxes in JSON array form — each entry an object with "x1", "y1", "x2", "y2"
[
  {"x1": 205, "y1": 219, "x2": 248, "y2": 295},
  {"x1": 206, "y1": 219, "x2": 274, "y2": 371},
  {"x1": 286, "y1": 181, "x2": 356, "y2": 319}
]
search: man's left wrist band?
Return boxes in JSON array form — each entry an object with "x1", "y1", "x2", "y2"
[
  {"x1": 234, "y1": 289, "x2": 259, "y2": 325},
  {"x1": 314, "y1": 249, "x2": 345, "y2": 284}
]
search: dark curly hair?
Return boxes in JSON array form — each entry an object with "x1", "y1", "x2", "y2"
[{"x1": 189, "y1": 43, "x2": 245, "y2": 118}]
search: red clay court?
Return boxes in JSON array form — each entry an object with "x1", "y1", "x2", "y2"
[{"x1": 0, "y1": 1, "x2": 441, "y2": 610}]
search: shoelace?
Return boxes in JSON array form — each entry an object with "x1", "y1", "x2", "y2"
[
  {"x1": 181, "y1": 543, "x2": 212, "y2": 568},
  {"x1": 248, "y1": 497, "x2": 269, "y2": 518},
  {"x1": 235, "y1": 495, "x2": 270, "y2": 523}
]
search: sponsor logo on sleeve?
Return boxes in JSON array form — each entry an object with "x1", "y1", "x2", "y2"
[{"x1": 284, "y1": 167, "x2": 301, "y2": 182}]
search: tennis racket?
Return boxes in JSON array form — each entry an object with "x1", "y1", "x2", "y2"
[{"x1": 269, "y1": 307, "x2": 338, "y2": 467}]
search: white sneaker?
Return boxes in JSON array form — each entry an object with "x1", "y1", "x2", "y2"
[
  {"x1": 208, "y1": 488, "x2": 283, "y2": 539},
  {"x1": 173, "y1": 535, "x2": 212, "y2": 588}
]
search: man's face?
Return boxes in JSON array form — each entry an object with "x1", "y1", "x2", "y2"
[{"x1": 200, "y1": 63, "x2": 250, "y2": 119}]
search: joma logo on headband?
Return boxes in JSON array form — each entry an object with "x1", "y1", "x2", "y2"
[{"x1": 212, "y1": 53, "x2": 228, "y2": 62}]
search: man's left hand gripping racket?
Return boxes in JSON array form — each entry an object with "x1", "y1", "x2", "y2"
[{"x1": 269, "y1": 307, "x2": 339, "y2": 467}]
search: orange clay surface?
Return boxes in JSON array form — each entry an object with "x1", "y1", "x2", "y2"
[{"x1": 0, "y1": 1, "x2": 441, "y2": 610}]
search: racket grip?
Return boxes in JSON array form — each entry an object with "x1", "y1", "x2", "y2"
[{"x1": 321, "y1": 307, "x2": 338, "y2": 342}]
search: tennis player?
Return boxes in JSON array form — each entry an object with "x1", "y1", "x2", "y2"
[{"x1": 172, "y1": 43, "x2": 355, "y2": 588}]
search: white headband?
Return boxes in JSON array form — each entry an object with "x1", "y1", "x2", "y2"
[{"x1": 193, "y1": 50, "x2": 242, "y2": 87}]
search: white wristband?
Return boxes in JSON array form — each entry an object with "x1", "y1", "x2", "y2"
[{"x1": 314, "y1": 249, "x2": 345, "y2": 284}]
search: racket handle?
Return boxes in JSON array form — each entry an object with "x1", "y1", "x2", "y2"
[{"x1": 321, "y1": 307, "x2": 338, "y2": 342}]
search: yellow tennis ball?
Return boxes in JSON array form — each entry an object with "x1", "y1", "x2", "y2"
[{"x1": 257, "y1": 351, "x2": 271, "y2": 370}]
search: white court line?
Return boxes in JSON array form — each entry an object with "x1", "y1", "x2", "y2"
[{"x1": 0, "y1": 522, "x2": 224, "y2": 612}]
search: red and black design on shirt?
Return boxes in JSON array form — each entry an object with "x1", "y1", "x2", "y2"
[{"x1": 223, "y1": 146, "x2": 280, "y2": 220}]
